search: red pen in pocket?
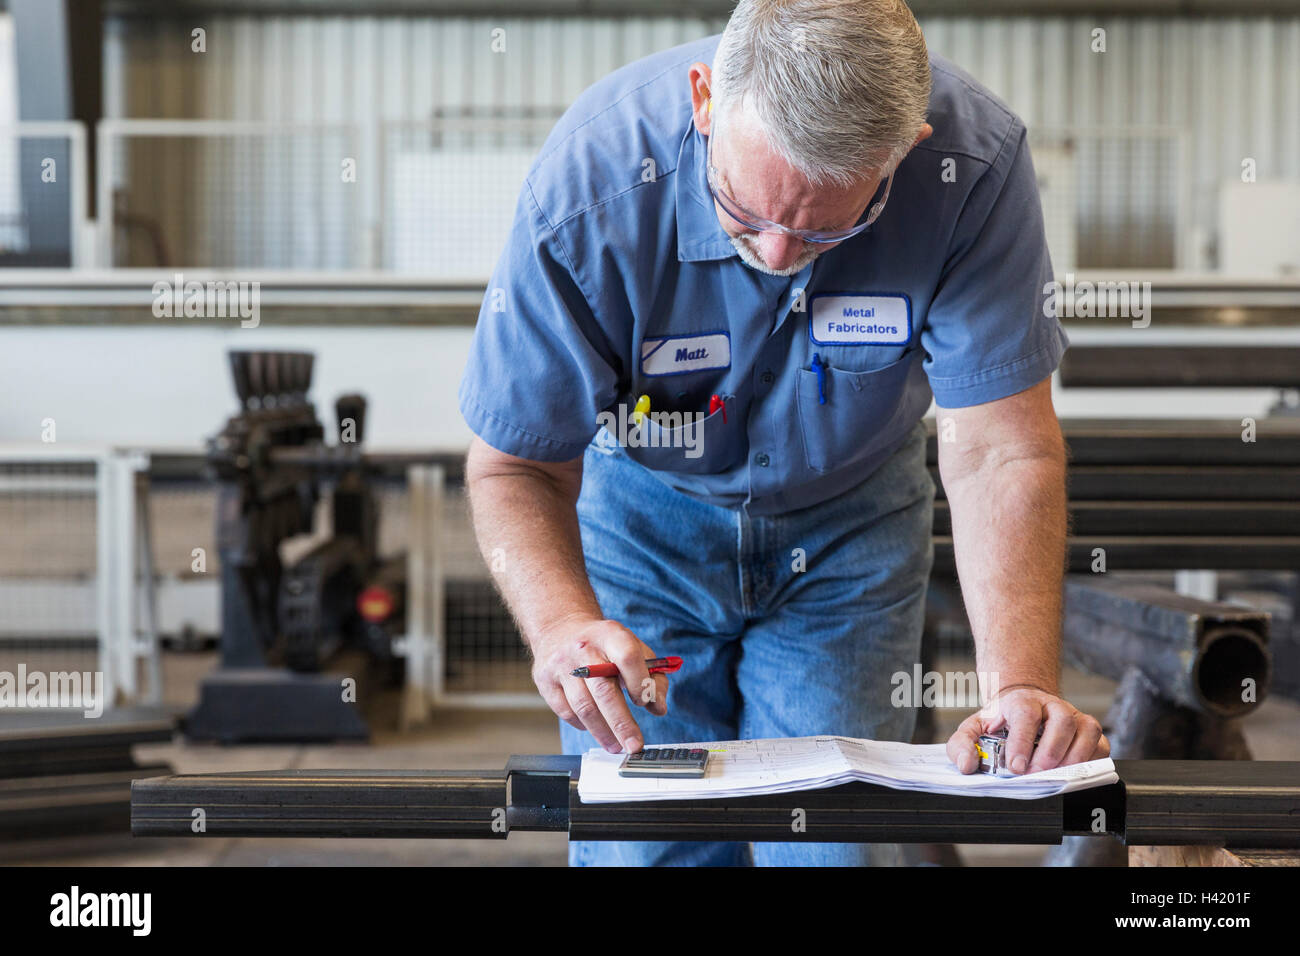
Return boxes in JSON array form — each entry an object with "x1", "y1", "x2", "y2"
[
  {"x1": 709, "y1": 394, "x2": 727, "y2": 424},
  {"x1": 571, "y1": 656, "x2": 683, "y2": 679}
]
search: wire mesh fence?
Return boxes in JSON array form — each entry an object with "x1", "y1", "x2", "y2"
[
  {"x1": 139, "y1": 469, "x2": 534, "y2": 706},
  {"x1": 99, "y1": 121, "x2": 364, "y2": 269},
  {"x1": 0, "y1": 461, "x2": 100, "y2": 691},
  {"x1": 1029, "y1": 127, "x2": 1188, "y2": 272},
  {"x1": 437, "y1": 484, "x2": 532, "y2": 697},
  {"x1": 380, "y1": 114, "x2": 556, "y2": 278}
]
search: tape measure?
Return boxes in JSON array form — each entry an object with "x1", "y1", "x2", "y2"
[{"x1": 975, "y1": 727, "x2": 1043, "y2": 775}]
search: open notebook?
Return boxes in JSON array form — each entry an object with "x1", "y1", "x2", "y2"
[{"x1": 578, "y1": 735, "x2": 1118, "y2": 803}]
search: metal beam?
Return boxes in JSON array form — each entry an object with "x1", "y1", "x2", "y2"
[
  {"x1": 1062, "y1": 576, "x2": 1271, "y2": 716},
  {"x1": 567, "y1": 779, "x2": 1069, "y2": 845},
  {"x1": 935, "y1": 501, "x2": 1300, "y2": 536},
  {"x1": 1052, "y1": 419, "x2": 1300, "y2": 466},
  {"x1": 1060, "y1": 467, "x2": 1300, "y2": 502},
  {"x1": 98, "y1": 0, "x2": 1300, "y2": 18},
  {"x1": 927, "y1": 419, "x2": 1300, "y2": 467},
  {"x1": 131, "y1": 769, "x2": 508, "y2": 839},
  {"x1": 130, "y1": 756, "x2": 1300, "y2": 848},
  {"x1": 5, "y1": 276, "x2": 1300, "y2": 328},
  {"x1": 1120, "y1": 760, "x2": 1300, "y2": 848},
  {"x1": 1061, "y1": 346, "x2": 1300, "y2": 389},
  {"x1": 933, "y1": 537, "x2": 1300, "y2": 573}
]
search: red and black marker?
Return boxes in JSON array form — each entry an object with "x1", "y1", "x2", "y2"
[{"x1": 571, "y1": 656, "x2": 683, "y2": 679}]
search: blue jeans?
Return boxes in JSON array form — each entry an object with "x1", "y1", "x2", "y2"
[{"x1": 562, "y1": 421, "x2": 934, "y2": 866}]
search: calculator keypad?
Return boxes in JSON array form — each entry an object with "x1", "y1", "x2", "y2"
[{"x1": 619, "y1": 746, "x2": 710, "y2": 777}]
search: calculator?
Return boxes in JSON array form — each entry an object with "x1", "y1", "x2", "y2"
[{"x1": 619, "y1": 747, "x2": 710, "y2": 777}]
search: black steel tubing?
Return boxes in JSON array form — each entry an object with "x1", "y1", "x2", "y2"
[
  {"x1": 130, "y1": 759, "x2": 1300, "y2": 848},
  {"x1": 130, "y1": 769, "x2": 507, "y2": 839},
  {"x1": 1060, "y1": 467, "x2": 1300, "y2": 502},
  {"x1": 1060, "y1": 346, "x2": 1300, "y2": 389},
  {"x1": 131, "y1": 767, "x2": 1072, "y2": 844},
  {"x1": 933, "y1": 501, "x2": 1300, "y2": 536},
  {"x1": 1062, "y1": 578, "x2": 1271, "y2": 717},
  {"x1": 933, "y1": 537, "x2": 1300, "y2": 574},
  {"x1": 927, "y1": 419, "x2": 1300, "y2": 466},
  {"x1": 1117, "y1": 760, "x2": 1300, "y2": 849},
  {"x1": 567, "y1": 781, "x2": 1066, "y2": 844}
]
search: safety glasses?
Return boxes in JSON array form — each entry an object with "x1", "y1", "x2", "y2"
[{"x1": 705, "y1": 132, "x2": 893, "y2": 244}]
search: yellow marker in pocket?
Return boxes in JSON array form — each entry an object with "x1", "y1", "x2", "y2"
[{"x1": 632, "y1": 394, "x2": 651, "y2": 426}]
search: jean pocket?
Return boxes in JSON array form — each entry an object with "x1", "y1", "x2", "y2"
[
  {"x1": 796, "y1": 356, "x2": 914, "y2": 473},
  {"x1": 621, "y1": 401, "x2": 742, "y2": 475}
]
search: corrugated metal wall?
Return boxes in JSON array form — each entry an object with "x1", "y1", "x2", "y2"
[
  {"x1": 102, "y1": 14, "x2": 1300, "y2": 270},
  {"x1": 104, "y1": 17, "x2": 731, "y2": 123}
]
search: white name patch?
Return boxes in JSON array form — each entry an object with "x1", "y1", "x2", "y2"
[
  {"x1": 810, "y1": 294, "x2": 911, "y2": 345},
  {"x1": 640, "y1": 332, "x2": 731, "y2": 376}
]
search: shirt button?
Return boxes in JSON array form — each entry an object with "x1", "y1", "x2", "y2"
[
  {"x1": 755, "y1": 453, "x2": 770, "y2": 467},
  {"x1": 760, "y1": 370, "x2": 775, "y2": 384}
]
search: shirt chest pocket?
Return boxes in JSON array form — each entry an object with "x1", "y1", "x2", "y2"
[
  {"x1": 796, "y1": 354, "x2": 915, "y2": 474},
  {"x1": 808, "y1": 343, "x2": 911, "y2": 374},
  {"x1": 620, "y1": 396, "x2": 745, "y2": 475}
]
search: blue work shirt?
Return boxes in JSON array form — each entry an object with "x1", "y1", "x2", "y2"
[{"x1": 457, "y1": 34, "x2": 1068, "y2": 516}]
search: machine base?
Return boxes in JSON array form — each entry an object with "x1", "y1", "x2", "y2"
[{"x1": 184, "y1": 668, "x2": 370, "y2": 744}]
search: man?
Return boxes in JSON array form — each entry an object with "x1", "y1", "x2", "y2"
[{"x1": 459, "y1": 0, "x2": 1108, "y2": 867}]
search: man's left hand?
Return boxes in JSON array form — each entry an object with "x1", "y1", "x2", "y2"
[{"x1": 947, "y1": 686, "x2": 1110, "y2": 775}]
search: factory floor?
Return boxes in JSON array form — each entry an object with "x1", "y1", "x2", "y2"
[{"x1": 4, "y1": 649, "x2": 1299, "y2": 867}]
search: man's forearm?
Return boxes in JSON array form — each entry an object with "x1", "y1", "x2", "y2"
[
  {"x1": 464, "y1": 451, "x2": 602, "y2": 648},
  {"x1": 943, "y1": 450, "x2": 1067, "y2": 700},
  {"x1": 465, "y1": 440, "x2": 668, "y2": 746}
]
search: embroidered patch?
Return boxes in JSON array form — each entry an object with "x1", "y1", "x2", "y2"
[
  {"x1": 640, "y1": 332, "x2": 731, "y2": 376},
  {"x1": 810, "y1": 294, "x2": 911, "y2": 346}
]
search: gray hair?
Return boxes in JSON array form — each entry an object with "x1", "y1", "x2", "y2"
[{"x1": 711, "y1": 0, "x2": 932, "y2": 188}]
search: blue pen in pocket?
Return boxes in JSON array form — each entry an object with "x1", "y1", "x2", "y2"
[{"x1": 811, "y1": 353, "x2": 827, "y2": 405}]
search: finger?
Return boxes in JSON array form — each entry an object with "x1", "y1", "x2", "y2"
[
  {"x1": 633, "y1": 672, "x2": 670, "y2": 716},
  {"x1": 561, "y1": 675, "x2": 621, "y2": 752},
  {"x1": 537, "y1": 679, "x2": 585, "y2": 731},
  {"x1": 1003, "y1": 699, "x2": 1044, "y2": 775},
  {"x1": 607, "y1": 632, "x2": 655, "y2": 711},
  {"x1": 946, "y1": 714, "x2": 985, "y2": 774},
  {"x1": 976, "y1": 700, "x2": 1009, "y2": 734},
  {"x1": 585, "y1": 673, "x2": 645, "y2": 753},
  {"x1": 1060, "y1": 714, "x2": 1106, "y2": 767},
  {"x1": 1028, "y1": 701, "x2": 1078, "y2": 772},
  {"x1": 531, "y1": 664, "x2": 586, "y2": 731},
  {"x1": 647, "y1": 673, "x2": 669, "y2": 716},
  {"x1": 1095, "y1": 732, "x2": 1111, "y2": 760}
]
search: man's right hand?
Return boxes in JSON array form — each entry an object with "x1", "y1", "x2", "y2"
[{"x1": 529, "y1": 615, "x2": 669, "y2": 754}]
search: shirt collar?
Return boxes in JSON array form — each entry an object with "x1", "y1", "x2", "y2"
[{"x1": 675, "y1": 119, "x2": 738, "y2": 263}]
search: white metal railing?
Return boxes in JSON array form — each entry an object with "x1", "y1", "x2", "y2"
[
  {"x1": 0, "y1": 121, "x2": 88, "y2": 267},
  {"x1": 0, "y1": 446, "x2": 160, "y2": 712},
  {"x1": 400, "y1": 463, "x2": 544, "y2": 715},
  {"x1": 400, "y1": 463, "x2": 443, "y2": 725}
]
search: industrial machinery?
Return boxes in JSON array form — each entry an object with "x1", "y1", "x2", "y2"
[{"x1": 184, "y1": 350, "x2": 405, "y2": 743}]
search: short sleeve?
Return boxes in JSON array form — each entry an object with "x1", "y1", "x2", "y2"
[
  {"x1": 457, "y1": 180, "x2": 620, "y2": 461},
  {"x1": 920, "y1": 125, "x2": 1069, "y2": 408}
]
